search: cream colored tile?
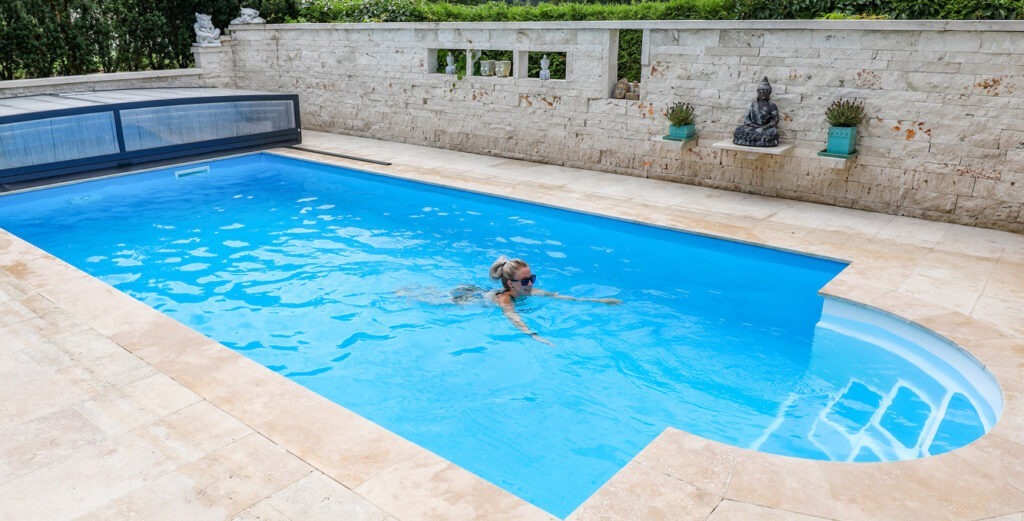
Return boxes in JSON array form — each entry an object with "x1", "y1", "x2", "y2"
[
  {"x1": 0, "y1": 407, "x2": 104, "y2": 486},
  {"x1": 973, "y1": 295, "x2": 1024, "y2": 337},
  {"x1": 75, "y1": 471, "x2": 236, "y2": 521},
  {"x1": 897, "y1": 274, "x2": 982, "y2": 315},
  {"x1": 912, "y1": 250, "x2": 997, "y2": 289},
  {"x1": 173, "y1": 434, "x2": 314, "y2": 515},
  {"x1": 723, "y1": 454, "x2": 845, "y2": 520},
  {"x1": 994, "y1": 392, "x2": 1024, "y2": 439},
  {"x1": 984, "y1": 257, "x2": 1024, "y2": 301},
  {"x1": 953, "y1": 337, "x2": 1024, "y2": 372},
  {"x1": 202, "y1": 363, "x2": 428, "y2": 490},
  {"x1": 568, "y1": 460, "x2": 721, "y2": 521},
  {"x1": 892, "y1": 447, "x2": 1024, "y2": 520},
  {"x1": 632, "y1": 427, "x2": 736, "y2": 496},
  {"x1": 0, "y1": 349, "x2": 86, "y2": 429},
  {"x1": 913, "y1": 310, "x2": 1013, "y2": 344},
  {"x1": 707, "y1": 500, "x2": 832, "y2": 521},
  {"x1": 74, "y1": 372, "x2": 202, "y2": 437},
  {"x1": 805, "y1": 461, "x2": 956, "y2": 521},
  {"x1": 0, "y1": 292, "x2": 37, "y2": 328},
  {"x1": 48, "y1": 327, "x2": 160, "y2": 390},
  {"x1": 0, "y1": 432, "x2": 183, "y2": 521},
  {"x1": 143, "y1": 399, "x2": 253, "y2": 460},
  {"x1": 937, "y1": 224, "x2": 1015, "y2": 257},
  {"x1": 825, "y1": 265, "x2": 918, "y2": 301},
  {"x1": 103, "y1": 299, "x2": 211, "y2": 351},
  {"x1": 0, "y1": 316, "x2": 59, "y2": 355},
  {"x1": 962, "y1": 431, "x2": 1024, "y2": 490},
  {"x1": 978, "y1": 514, "x2": 1024, "y2": 521},
  {"x1": 231, "y1": 501, "x2": 293, "y2": 521},
  {"x1": 77, "y1": 434, "x2": 315, "y2": 521},
  {"x1": 873, "y1": 215, "x2": 952, "y2": 248},
  {"x1": 354, "y1": 449, "x2": 553, "y2": 521},
  {"x1": 252, "y1": 473, "x2": 389, "y2": 521},
  {"x1": 818, "y1": 207, "x2": 898, "y2": 237},
  {"x1": 990, "y1": 365, "x2": 1024, "y2": 396}
]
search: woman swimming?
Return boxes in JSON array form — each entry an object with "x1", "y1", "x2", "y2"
[{"x1": 488, "y1": 256, "x2": 621, "y2": 345}]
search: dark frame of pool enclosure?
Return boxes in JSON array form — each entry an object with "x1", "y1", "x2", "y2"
[{"x1": 0, "y1": 93, "x2": 301, "y2": 185}]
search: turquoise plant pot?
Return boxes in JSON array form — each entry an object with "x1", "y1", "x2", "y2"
[
  {"x1": 667, "y1": 124, "x2": 695, "y2": 141},
  {"x1": 827, "y1": 126, "x2": 858, "y2": 155}
]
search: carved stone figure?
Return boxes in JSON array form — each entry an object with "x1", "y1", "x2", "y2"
[
  {"x1": 231, "y1": 7, "x2": 266, "y2": 25},
  {"x1": 480, "y1": 60, "x2": 494, "y2": 76},
  {"x1": 495, "y1": 60, "x2": 511, "y2": 77},
  {"x1": 539, "y1": 55, "x2": 551, "y2": 80},
  {"x1": 625, "y1": 81, "x2": 640, "y2": 100},
  {"x1": 612, "y1": 78, "x2": 629, "y2": 99},
  {"x1": 193, "y1": 13, "x2": 221, "y2": 46},
  {"x1": 733, "y1": 77, "x2": 780, "y2": 147},
  {"x1": 445, "y1": 52, "x2": 456, "y2": 76}
]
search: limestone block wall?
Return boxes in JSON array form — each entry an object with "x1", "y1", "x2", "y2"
[
  {"x1": 3, "y1": 21, "x2": 1021, "y2": 232},
  {"x1": 214, "y1": 20, "x2": 1024, "y2": 232},
  {"x1": 220, "y1": 20, "x2": 1024, "y2": 231}
]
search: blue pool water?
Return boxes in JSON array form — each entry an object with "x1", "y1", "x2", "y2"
[{"x1": 0, "y1": 153, "x2": 1001, "y2": 517}]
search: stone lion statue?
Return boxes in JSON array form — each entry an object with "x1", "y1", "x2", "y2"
[
  {"x1": 193, "y1": 13, "x2": 221, "y2": 46},
  {"x1": 231, "y1": 7, "x2": 266, "y2": 25}
]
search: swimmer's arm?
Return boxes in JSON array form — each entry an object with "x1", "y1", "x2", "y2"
[
  {"x1": 497, "y1": 295, "x2": 553, "y2": 346},
  {"x1": 534, "y1": 289, "x2": 622, "y2": 305}
]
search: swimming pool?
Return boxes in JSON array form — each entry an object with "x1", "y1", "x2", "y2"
[{"x1": 0, "y1": 152, "x2": 1002, "y2": 517}]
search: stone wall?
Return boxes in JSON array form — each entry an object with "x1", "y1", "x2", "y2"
[
  {"x1": 215, "y1": 20, "x2": 1024, "y2": 232},
  {"x1": 3, "y1": 21, "x2": 1022, "y2": 232},
  {"x1": 0, "y1": 69, "x2": 208, "y2": 98}
]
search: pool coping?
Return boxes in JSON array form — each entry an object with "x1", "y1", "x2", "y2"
[{"x1": 2, "y1": 130, "x2": 1022, "y2": 520}]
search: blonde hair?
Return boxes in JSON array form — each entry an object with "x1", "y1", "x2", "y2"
[{"x1": 489, "y1": 256, "x2": 529, "y2": 290}]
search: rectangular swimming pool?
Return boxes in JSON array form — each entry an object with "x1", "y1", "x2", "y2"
[{"x1": 6, "y1": 152, "x2": 984, "y2": 517}]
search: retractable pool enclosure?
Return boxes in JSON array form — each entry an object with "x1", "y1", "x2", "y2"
[{"x1": 0, "y1": 88, "x2": 300, "y2": 185}]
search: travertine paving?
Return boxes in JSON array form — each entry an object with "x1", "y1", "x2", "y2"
[{"x1": 1, "y1": 131, "x2": 1022, "y2": 520}]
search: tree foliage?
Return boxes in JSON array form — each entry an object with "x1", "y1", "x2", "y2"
[{"x1": 0, "y1": 0, "x2": 292, "y2": 80}]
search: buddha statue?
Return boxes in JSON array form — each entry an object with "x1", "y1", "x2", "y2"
[{"x1": 733, "y1": 77, "x2": 780, "y2": 147}]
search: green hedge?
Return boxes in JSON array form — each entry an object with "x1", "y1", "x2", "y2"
[{"x1": 292, "y1": 0, "x2": 731, "y2": 23}]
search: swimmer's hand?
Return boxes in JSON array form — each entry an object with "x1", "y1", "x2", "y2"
[
  {"x1": 595, "y1": 298, "x2": 622, "y2": 305},
  {"x1": 530, "y1": 332, "x2": 554, "y2": 346}
]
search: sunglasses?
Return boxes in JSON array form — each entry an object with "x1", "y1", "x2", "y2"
[{"x1": 510, "y1": 274, "x2": 537, "y2": 287}]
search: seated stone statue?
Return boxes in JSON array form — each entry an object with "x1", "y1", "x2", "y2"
[
  {"x1": 194, "y1": 13, "x2": 221, "y2": 46},
  {"x1": 231, "y1": 7, "x2": 266, "y2": 25},
  {"x1": 733, "y1": 76, "x2": 780, "y2": 147},
  {"x1": 612, "y1": 78, "x2": 629, "y2": 99}
]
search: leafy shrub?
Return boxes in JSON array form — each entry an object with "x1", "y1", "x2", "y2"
[
  {"x1": 819, "y1": 12, "x2": 890, "y2": 19},
  {"x1": 354, "y1": 0, "x2": 425, "y2": 22},
  {"x1": 665, "y1": 102, "x2": 695, "y2": 126},
  {"x1": 885, "y1": 0, "x2": 945, "y2": 18},
  {"x1": 617, "y1": 29, "x2": 642, "y2": 83},
  {"x1": 825, "y1": 99, "x2": 866, "y2": 127},
  {"x1": 940, "y1": 0, "x2": 1023, "y2": 19}
]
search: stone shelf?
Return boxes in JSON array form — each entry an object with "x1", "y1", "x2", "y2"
[
  {"x1": 711, "y1": 140, "x2": 793, "y2": 159},
  {"x1": 651, "y1": 135, "x2": 697, "y2": 145},
  {"x1": 817, "y1": 149, "x2": 858, "y2": 169}
]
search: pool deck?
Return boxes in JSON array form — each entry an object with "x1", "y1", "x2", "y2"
[{"x1": 2, "y1": 130, "x2": 1023, "y2": 521}]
